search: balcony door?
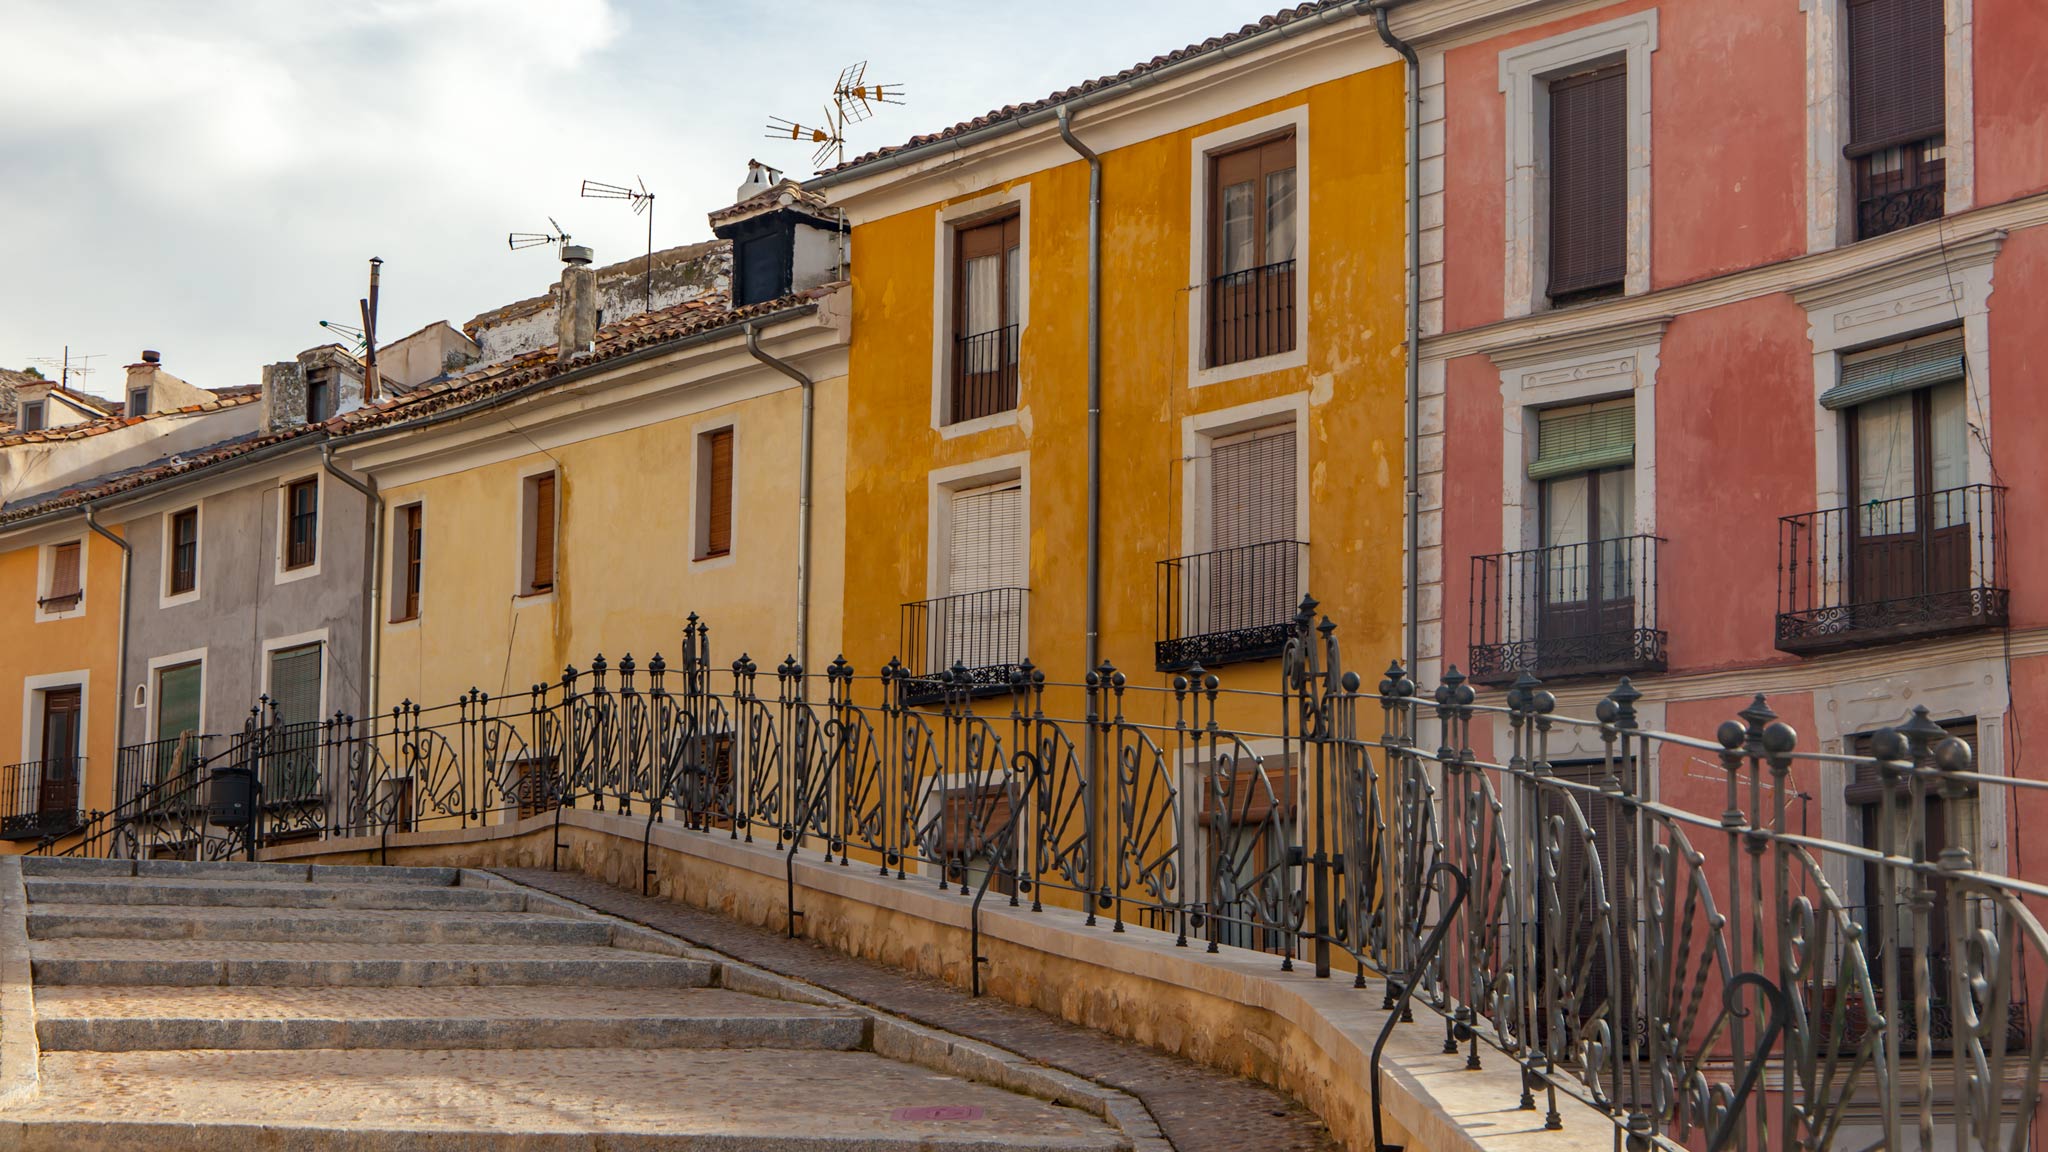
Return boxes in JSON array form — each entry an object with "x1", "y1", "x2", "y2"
[
  {"x1": 952, "y1": 214, "x2": 1020, "y2": 423},
  {"x1": 1532, "y1": 401, "x2": 1636, "y2": 657},
  {"x1": 1204, "y1": 424, "x2": 1297, "y2": 639},
  {"x1": 155, "y1": 661, "x2": 203, "y2": 784},
  {"x1": 266, "y1": 643, "x2": 322, "y2": 802},
  {"x1": 1848, "y1": 377, "x2": 1968, "y2": 610},
  {"x1": 38, "y1": 687, "x2": 81, "y2": 818},
  {"x1": 940, "y1": 482, "x2": 1024, "y2": 674}
]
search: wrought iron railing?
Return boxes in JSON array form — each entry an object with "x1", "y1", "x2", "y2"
[
  {"x1": 900, "y1": 586, "x2": 1027, "y2": 704},
  {"x1": 1468, "y1": 533, "x2": 1665, "y2": 684},
  {"x1": 1855, "y1": 136, "x2": 1946, "y2": 240},
  {"x1": 0, "y1": 757, "x2": 80, "y2": 840},
  {"x1": 58, "y1": 601, "x2": 2048, "y2": 1149},
  {"x1": 115, "y1": 734, "x2": 212, "y2": 812},
  {"x1": 1207, "y1": 259, "x2": 1295, "y2": 367},
  {"x1": 1156, "y1": 539, "x2": 1306, "y2": 671},
  {"x1": 1778, "y1": 483, "x2": 2006, "y2": 655},
  {"x1": 951, "y1": 324, "x2": 1019, "y2": 423}
]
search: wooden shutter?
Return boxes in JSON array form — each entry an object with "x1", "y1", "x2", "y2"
[
  {"x1": 947, "y1": 484, "x2": 1024, "y2": 595},
  {"x1": 1530, "y1": 400, "x2": 1635, "y2": 479},
  {"x1": 530, "y1": 473, "x2": 556, "y2": 591},
  {"x1": 1848, "y1": 0, "x2": 1945, "y2": 155},
  {"x1": 156, "y1": 662, "x2": 203, "y2": 743},
  {"x1": 267, "y1": 644, "x2": 322, "y2": 728},
  {"x1": 19, "y1": 402, "x2": 44, "y2": 432},
  {"x1": 1547, "y1": 64, "x2": 1627, "y2": 300},
  {"x1": 285, "y1": 479, "x2": 318, "y2": 569},
  {"x1": 48, "y1": 542, "x2": 81, "y2": 601},
  {"x1": 401, "y1": 504, "x2": 423, "y2": 620},
  {"x1": 1210, "y1": 426, "x2": 1296, "y2": 551},
  {"x1": 705, "y1": 430, "x2": 734, "y2": 557},
  {"x1": 170, "y1": 509, "x2": 198, "y2": 594}
]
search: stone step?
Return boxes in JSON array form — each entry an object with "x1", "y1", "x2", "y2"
[
  {"x1": 35, "y1": 985, "x2": 870, "y2": 1052},
  {"x1": 8, "y1": 1048, "x2": 1130, "y2": 1150},
  {"x1": 19, "y1": 857, "x2": 463, "y2": 886},
  {"x1": 24, "y1": 876, "x2": 525, "y2": 913},
  {"x1": 28, "y1": 904, "x2": 614, "y2": 947},
  {"x1": 30, "y1": 939, "x2": 714, "y2": 988}
]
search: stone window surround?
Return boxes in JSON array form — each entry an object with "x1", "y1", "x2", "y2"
[
  {"x1": 259, "y1": 628, "x2": 330, "y2": 723},
  {"x1": 273, "y1": 472, "x2": 324, "y2": 586},
  {"x1": 1497, "y1": 9, "x2": 1658, "y2": 319},
  {"x1": 511, "y1": 462, "x2": 557, "y2": 606},
  {"x1": 1185, "y1": 105, "x2": 1313, "y2": 389},
  {"x1": 930, "y1": 186, "x2": 1031, "y2": 438},
  {"x1": 1178, "y1": 392, "x2": 1312, "y2": 563},
  {"x1": 387, "y1": 498, "x2": 425, "y2": 630},
  {"x1": 924, "y1": 451, "x2": 1031, "y2": 635},
  {"x1": 141, "y1": 647, "x2": 208, "y2": 745},
  {"x1": 158, "y1": 501, "x2": 203, "y2": 610},
  {"x1": 689, "y1": 418, "x2": 740, "y2": 573},
  {"x1": 1801, "y1": 0, "x2": 1976, "y2": 254},
  {"x1": 20, "y1": 669, "x2": 89, "y2": 770},
  {"x1": 34, "y1": 534, "x2": 89, "y2": 624}
]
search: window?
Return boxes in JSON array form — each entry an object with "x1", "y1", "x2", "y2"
[
  {"x1": 1204, "y1": 424, "x2": 1299, "y2": 632},
  {"x1": 1200, "y1": 760, "x2": 1298, "y2": 954},
  {"x1": 283, "y1": 478, "x2": 318, "y2": 570},
  {"x1": 266, "y1": 642, "x2": 323, "y2": 803},
  {"x1": 1547, "y1": 63, "x2": 1627, "y2": 304},
  {"x1": 1846, "y1": 720, "x2": 1978, "y2": 1012},
  {"x1": 951, "y1": 214, "x2": 1021, "y2": 423},
  {"x1": 395, "y1": 503, "x2": 423, "y2": 621},
  {"x1": 153, "y1": 660, "x2": 202, "y2": 783},
  {"x1": 306, "y1": 368, "x2": 333, "y2": 424},
  {"x1": 1832, "y1": 333, "x2": 1970, "y2": 607},
  {"x1": 937, "y1": 480, "x2": 1025, "y2": 672},
  {"x1": 1540, "y1": 758, "x2": 1638, "y2": 1023},
  {"x1": 40, "y1": 542, "x2": 82, "y2": 612},
  {"x1": 18, "y1": 400, "x2": 44, "y2": 432},
  {"x1": 1207, "y1": 134, "x2": 1297, "y2": 366},
  {"x1": 1532, "y1": 400, "x2": 1638, "y2": 644},
  {"x1": 522, "y1": 472, "x2": 557, "y2": 595},
  {"x1": 1847, "y1": 0, "x2": 1945, "y2": 239},
  {"x1": 35, "y1": 686, "x2": 82, "y2": 822},
  {"x1": 168, "y1": 508, "x2": 199, "y2": 597},
  {"x1": 127, "y1": 387, "x2": 150, "y2": 415},
  {"x1": 696, "y1": 429, "x2": 734, "y2": 560}
]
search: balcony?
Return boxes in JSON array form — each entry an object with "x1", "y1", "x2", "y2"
[
  {"x1": 1777, "y1": 484, "x2": 2007, "y2": 656},
  {"x1": 899, "y1": 586, "x2": 1028, "y2": 705},
  {"x1": 1468, "y1": 534, "x2": 1665, "y2": 685},
  {"x1": 1854, "y1": 137, "x2": 1945, "y2": 241},
  {"x1": 950, "y1": 325, "x2": 1019, "y2": 424},
  {"x1": 115, "y1": 735, "x2": 211, "y2": 813},
  {"x1": 1207, "y1": 259, "x2": 1295, "y2": 368},
  {"x1": 0, "y1": 757, "x2": 81, "y2": 840},
  {"x1": 1155, "y1": 540, "x2": 1306, "y2": 672}
]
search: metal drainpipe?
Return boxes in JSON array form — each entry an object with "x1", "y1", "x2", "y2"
[
  {"x1": 1055, "y1": 106, "x2": 1102, "y2": 683},
  {"x1": 1373, "y1": 1, "x2": 1424, "y2": 677},
  {"x1": 83, "y1": 505, "x2": 132, "y2": 756},
  {"x1": 321, "y1": 446, "x2": 381, "y2": 724},
  {"x1": 745, "y1": 323, "x2": 815, "y2": 671}
]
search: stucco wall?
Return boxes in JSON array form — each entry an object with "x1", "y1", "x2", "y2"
[{"x1": 0, "y1": 526, "x2": 125, "y2": 835}]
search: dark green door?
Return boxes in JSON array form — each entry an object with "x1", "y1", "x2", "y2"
[
  {"x1": 266, "y1": 644, "x2": 322, "y2": 802},
  {"x1": 155, "y1": 661, "x2": 203, "y2": 783}
]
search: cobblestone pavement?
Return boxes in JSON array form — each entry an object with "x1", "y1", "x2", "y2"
[{"x1": 498, "y1": 868, "x2": 1343, "y2": 1152}]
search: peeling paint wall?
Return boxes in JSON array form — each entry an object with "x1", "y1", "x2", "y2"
[{"x1": 467, "y1": 242, "x2": 733, "y2": 367}]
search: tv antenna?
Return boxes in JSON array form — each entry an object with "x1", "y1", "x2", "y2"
[
  {"x1": 29, "y1": 347, "x2": 103, "y2": 392},
  {"x1": 318, "y1": 320, "x2": 368, "y2": 357},
  {"x1": 581, "y1": 177, "x2": 656, "y2": 313},
  {"x1": 766, "y1": 60, "x2": 905, "y2": 170},
  {"x1": 507, "y1": 217, "x2": 571, "y2": 254}
]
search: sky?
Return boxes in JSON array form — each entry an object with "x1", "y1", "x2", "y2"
[{"x1": 0, "y1": 0, "x2": 1280, "y2": 394}]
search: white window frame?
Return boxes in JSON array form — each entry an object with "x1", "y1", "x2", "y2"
[
  {"x1": 690, "y1": 420, "x2": 739, "y2": 571},
  {"x1": 20, "y1": 670, "x2": 89, "y2": 782},
  {"x1": 34, "y1": 536, "x2": 88, "y2": 624},
  {"x1": 260, "y1": 630, "x2": 330, "y2": 723},
  {"x1": 1186, "y1": 105, "x2": 1312, "y2": 388},
  {"x1": 388, "y1": 498, "x2": 425, "y2": 628},
  {"x1": 931, "y1": 186, "x2": 1031, "y2": 437},
  {"x1": 1180, "y1": 391, "x2": 1311, "y2": 567},
  {"x1": 274, "y1": 472, "x2": 324, "y2": 585},
  {"x1": 143, "y1": 648, "x2": 208, "y2": 746},
  {"x1": 925, "y1": 453, "x2": 1031, "y2": 666},
  {"x1": 1498, "y1": 10, "x2": 1658, "y2": 318},
  {"x1": 159, "y1": 502, "x2": 203, "y2": 609},
  {"x1": 513, "y1": 463, "x2": 560, "y2": 604},
  {"x1": 17, "y1": 399, "x2": 44, "y2": 430},
  {"x1": 1803, "y1": 0, "x2": 1976, "y2": 253}
]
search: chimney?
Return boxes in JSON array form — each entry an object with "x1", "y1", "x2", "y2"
[
  {"x1": 736, "y1": 159, "x2": 780, "y2": 203},
  {"x1": 259, "y1": 361, "x2": 306, "y2": 434},
  {"x1": 125, "y1": 350, "x2": 162, "y2": 415},
  {"x1": 556, "y1": 245, "x2": 597, "y2": 361}
]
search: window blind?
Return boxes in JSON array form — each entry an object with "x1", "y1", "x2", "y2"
[
  {"x1": 705, "y1": 429, "x2": 734, "y2": 557},
  {"x1": 1547, "y1": 64, "x2": 1628, "y2": 299},
  {"x1": 1211, "y1": 426, "x2": 1296, "y2": 551},
  {"x1": 48, "y1": 542, "x2": 81, "y2": 599},
  {"x1": 1847, "y1": 0, "x2": 1945, "y2": 155},
  {"x1": 1529, "y1": 401, "x2": 1635, "y2": 480},
  {"x1": 530, "y1": 473, "x2": 556, "y2": 590},
  {"x1": 267, "y1": 644, "x2": 322, "y2": 729},
  {"x1": 947, "y1": 483, "x2": 1024, "y2": 595},
  {"x1": 1822, "y1": 331, "x2": 1965, "y2": 410},
  {"x1": 156, "y1": 662, "x2": 203, "y2": 744}
]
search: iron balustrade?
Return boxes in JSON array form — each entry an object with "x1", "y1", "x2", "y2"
[
  {"x1": 1778, "y1": 482, "x2": 2006, "y2": 655},
  {"x1": 114, "y1": 735, "x2": 212, "y2": 815},
  {"x1": 1855, "y1": 137, "x2": 1946, "y2": 241},
  {"x1": 950, "y1": 325, "x2": 1019, "y2": 423},
  {"x1": 1467, "y1": 533, "x2": 1665, "y2": 685},
  {"x1": 899, "y1": 586, "x2": 1028, "y2": 705},
  {"x1": 51, "y1": 601, "x2": 2048, "y2": 1148},
  {"x1": 0, "y1": 758, "x2": 80, "y2": 840},
  {"x1": 1207, "y1": 259, "x2": 1295, "y2": 368},
  {"x1": 1155, "y1": 539, "x2": 1307, "y2": 671}
]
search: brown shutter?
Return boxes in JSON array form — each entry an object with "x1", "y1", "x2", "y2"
[
  {"x1": 705, "y1": 430, "x2": 734, "y2": 557},
  {"x1": 1848, "y1": 0, "x2": 1945, "y2": 155},
  {"x1": 1547, "y1": 64, "x2": 1627, "y2": 301},
  {"x1": 402, "y1": 503, "x2": 423, "y2": 620},
  {"x1": 49, "y1": 542, "x2": 81, "y2": 600},
  {"x1": 531, "y1": 473, "x2": 556, "y2": 590}
]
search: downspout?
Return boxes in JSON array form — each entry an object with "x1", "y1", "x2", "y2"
[
  {"x1": 1373, "y1": 1, "x2": 1423, "y2": 676},
  {"x1": 745, "y1": 323, "x2": 815, "y2": 671},
  {"x1": 1055, "y1": 106, "x2": 1101, "y2": 682},
  {"x1": 83, "y1": 505, "x2": 131, "y2": 767},
  {"x1": 321, "y1": 446, "x2": 380, "y2": 724}
]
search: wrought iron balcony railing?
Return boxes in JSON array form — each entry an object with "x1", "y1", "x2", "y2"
[
  {"x1": 0, "y1": 757, "x2": 81, "y2": 840},
  {"x1": 1156, "y1": 539, "x2": 1307, "y2": 672},
  {"x1": 899, "y1": 586, "x2": 1028, "y2": 705},
  {"x1": 1854, "y1": 136, "x2": 1946, "y2": 241},
  {"x1": 1468, "y1": 534, "x2": 1665, "y2": 685},
  {"x1": 1777, "y1": 483, "x2": 2006, "y2": 655},
  {"x1": 1207, "y1": 259, "x2": 1295, "y2": 368},
  {"x1": 950, "y1": 324, "x2": 1019, "y2": 424},
  {"x1": 115, "y1": 734, "x2": 211, "y2": 814}
]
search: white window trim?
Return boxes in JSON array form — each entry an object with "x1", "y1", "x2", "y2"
[
  {"x1": 20, "y1": 669, "x2": 89, "y2": 776},
  {"x1": 1175, "y1": 737, "x2": 1301, "y2": 913},
  {"x1": 143, "y1": 649, "x2": 208, "y2": 744},
  {"x1": 513, "y1": 462, "x2": 559, "y2": 605},
  {"x1": 1803, "y1": 0, "x2": 1976, "y2": 253},
  {"x1": 387, "y1": 497, "x2": 425, "y2": 629},
  {"x1": 1186, "y1": 105, "x2": 1312, "y2": 388},
  {"x1": 273, "y1": 472, "x2": 324, "y2": 585},
  {"x1": 261, "y1": 629, "x2": 330, "y2": 723},
  {"x1": 932, "y1": 186, "x2": 1031, "y2": 436},
  {"x1": 1180, "y1": 392, "x2": 1312, "y2": 565},
  {"x1": 158, "y1": 502, "x2": 203, "y2": 609},
  {"x1": 690, "y1": 419, "x2": 739, "y2": 571},
  {"x1": 1498, "y1": 9, "x2": 1658, "y2": 318},
  {"x1": 34, "y1": 536, "x2": 88, "y2": 624},
  {"x1": 925, "y1": 450, "x2": 1031, "y2": 606}
]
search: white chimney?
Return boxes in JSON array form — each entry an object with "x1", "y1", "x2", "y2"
[
  {"x1": 736, "y1": 159, "x2": 781, "y2": 203},
  {"x1": 556, "y1": 246, "x2": 597, "y2": 361}
]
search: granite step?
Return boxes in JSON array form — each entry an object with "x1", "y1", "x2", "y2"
[
  {"x1": 23, "y1": 876, "x2": 524, "y2": 913},
  {"x1": 18, "y1": 858, "x2": 463, "y2": 887},
  {"x1": 6, "y1": 1048, "x2": 1130, "y2": 1150},
  {"x1": 27, "y1": 903, "x2": 614, "y2": 947},
  {"x1": 30, "y1": 939, "x2": 714, "y2": 988},
  {"x1": 35, "y1": 985, "x2": 870, "y2": 1052}
]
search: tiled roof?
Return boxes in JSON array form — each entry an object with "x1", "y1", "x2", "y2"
[
  {"x1": 0, "y1": 424, "x2": 321, "y2": 526},
  {"x1": 0, "y1": 392, "x2": 260, "y2": 449},
  {"x1": 462, "y1": 240, "x2": 730, "y2": 336},
  {"x1": 709, "y1": 180, "x2": 833, "y2": 227},
  {"x1": 823, "y1": 2, "x2": 1349, "y2": 177},
  {"x1": 45, "y1": 385, "x2": 115, "y2": 415}
]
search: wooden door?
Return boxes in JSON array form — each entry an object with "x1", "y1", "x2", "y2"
[{"x1": 38, "y1": 688, "x2": 81, "y2": 818}]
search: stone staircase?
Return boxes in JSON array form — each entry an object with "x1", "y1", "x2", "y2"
[{"x1": 0, "y1": 857, "x2": 1133, "y2": 1151}]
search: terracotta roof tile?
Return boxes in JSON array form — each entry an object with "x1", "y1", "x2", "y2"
[
  {"x1": 0, "y1": 423, "x2": 323, "y2": 526},
  {"x1": 0, "y1": 392, "x2": 260, "y2": 449}
]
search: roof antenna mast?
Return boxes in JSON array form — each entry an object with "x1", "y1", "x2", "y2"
[
  {"x1": 581, "y1": 177, "x2": 656, "y2": 313},
  {"x1": 766, "y1": 60, "x2": 905, "y2": 172}
]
